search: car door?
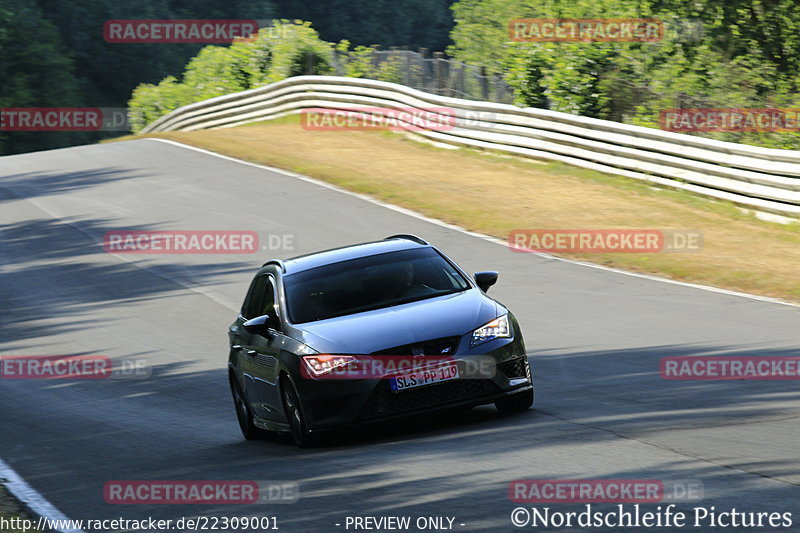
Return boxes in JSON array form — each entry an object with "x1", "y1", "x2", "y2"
[
  {"x1": 231, "y1": 274, "x2": 270, "y2": 416},
  {"x1": 246, "y1": 276, "x2": 285, "y2": 421}
]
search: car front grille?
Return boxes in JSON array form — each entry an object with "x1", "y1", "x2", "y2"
[
  {"x1": 359, "y1": 377, "x2": 500, "y2": 419},
  {"x1": 371, "y1": 336, "x2": 461, "y2": 356}
]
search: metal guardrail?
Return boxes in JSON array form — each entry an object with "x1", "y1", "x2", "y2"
[{"x1": 141, "y1": 75, "x2": 800, "y2": 217}]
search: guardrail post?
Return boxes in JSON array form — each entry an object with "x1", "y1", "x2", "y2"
[
  {"x1": 480, "y1": 66, "x2": 489, "y2": 101},
  {"x1": 433, "y1": 52, "x2": 445, "y2": 96},
  {"x1": 371, "y1": 44, "x2": 381, "y2": 76}
]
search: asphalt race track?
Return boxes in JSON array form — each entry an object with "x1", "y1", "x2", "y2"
[{"x1": 1, "y1": 139, "x2": 799, "y2": 532}]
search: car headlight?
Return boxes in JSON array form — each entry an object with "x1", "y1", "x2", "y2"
[
  {"x1": 471, "y1": 314, "x2": 511, "y2": 347},
  {"x1": 301, "y1": 355, "x2": 358, "y2": 378}
]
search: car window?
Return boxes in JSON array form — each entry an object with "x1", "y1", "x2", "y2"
[
  {"x1": 242, "y1": 275, "x2": 268, "y2": 319},
  {"x1": 261, "y1": 278, "x2": 282, "y2": 331},
  {"x1": 283, "y1": 248, "x2": 470, "y2": 324},
  {"x1": 242, "y1": 275, "x2": 282, "y2": 330}
]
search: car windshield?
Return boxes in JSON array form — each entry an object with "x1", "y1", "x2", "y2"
[{"x1": 284, "y1": 248, "x2": 470, "y2": 323}]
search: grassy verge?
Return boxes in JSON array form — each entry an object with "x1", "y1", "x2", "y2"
[
  {"x1": 108, "y1": 115, "x2": 800, "y2": 302},
  {"x1": 0, "y1": 486, "x2": 43, "y2": 532}
]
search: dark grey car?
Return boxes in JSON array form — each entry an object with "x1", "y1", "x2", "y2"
[{"x1": 228, "y1": 235, "x2": 533, "y2": 446}]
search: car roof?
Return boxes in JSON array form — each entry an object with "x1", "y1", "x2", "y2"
[{"x1": 272, "y1": 237, "x2": 431, "y2": 275}]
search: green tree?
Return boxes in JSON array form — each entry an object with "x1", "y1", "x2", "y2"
[
  {"x1": 128, "y1": 21, "x2": 336, "y2": 132},
  {"x1": 271, "y1": 0, "x2": 455, "y2": 51},
  {"x1": 449, "y1": 0, "x2": 800, "y2": 147},
  {"x1": 0, "y1": 0, "x2": 86, "y2": 154}
]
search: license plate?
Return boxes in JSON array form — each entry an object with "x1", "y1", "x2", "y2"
[{"x1": 390, "y1": 362, "x2": 459, "y2": 392}]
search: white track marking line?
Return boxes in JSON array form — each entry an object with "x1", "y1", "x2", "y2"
[
  {"x1": 144, "y1": 138, "x2": 799, "y2": 309},
  {"x1": 0, "y1": 458, "x2": 85, "y2": 533}
]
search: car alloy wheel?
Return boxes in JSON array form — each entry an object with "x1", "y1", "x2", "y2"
[
  {"x1": 230, "y1": 374, "x2": 263, "y2": 440},
  {"x1": 495, "y1": 387, "x2": 534, "y2": 414},
  {"x1": 281, "y1": 378, "x2": 313, "y2": 447}
]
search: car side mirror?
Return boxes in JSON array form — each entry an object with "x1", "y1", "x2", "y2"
[
  {"x1": 474, "y1": 271, "x2": 498, "y2": 292},
  {"x1": 243, "y1": 314, "x2": 274, "y2": 337}
]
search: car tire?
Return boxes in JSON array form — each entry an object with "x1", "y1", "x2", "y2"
[
  {"x1": 281, "y1": 377, "x2": 315, "y2": 447},
  {"x1": 495, "y1": 387, "x2": 534, "y2": 414},
  {"x1": 230, "y1": 373, "x2": 266, "y2": 440}
]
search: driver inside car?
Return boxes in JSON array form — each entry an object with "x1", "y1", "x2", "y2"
[{"x1": 385, "y1": 261, "x2": 435, "y2": 300}]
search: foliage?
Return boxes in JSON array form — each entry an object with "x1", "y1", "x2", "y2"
[
  {"x1": 127, "y1": 20, "x2": 426, "y2": 132},
  {"x1": 127, "y1": 20, "x2": 339, "y2": 132},
  {"x1": 449, "y1": 0, "x2": 800, "y2": 148},
  {"x1": 1, "y1": 0, "x2": 455, "y2": 154},
  {"x1": 0, "y1": 0, "x2": 87, "y2": 154},
  {"x1": 269, "y1": 0, "x2": 454, "y2": 51}
]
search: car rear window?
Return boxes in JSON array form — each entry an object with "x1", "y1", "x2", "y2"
[{"x1": 284, "y1": 248, "x2": 470, "y2": 324}]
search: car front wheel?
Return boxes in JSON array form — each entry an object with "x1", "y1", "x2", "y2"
[
  {"x1": 230, "y1": 373, "x2": 266, "y2": 440},
  {"x1": 495, "y1": 387, "x2": 534, "y2": 414},
  {"x1": 281, "y1": 377, "x2": 315, "y2": 447}
]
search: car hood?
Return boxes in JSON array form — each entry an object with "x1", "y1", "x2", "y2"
[{"x1": 295, "y1": 289, "x2": 499, "y2": 354}]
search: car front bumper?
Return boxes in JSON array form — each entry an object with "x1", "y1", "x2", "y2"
[{"x1": 294, "y1": 336, "x2": 532, "y2": 432}]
